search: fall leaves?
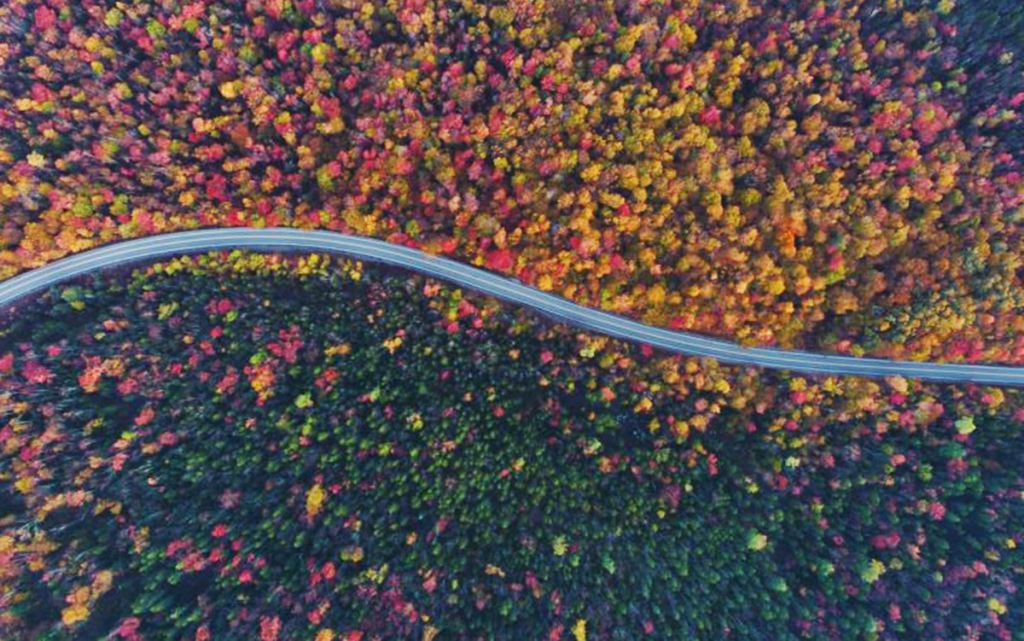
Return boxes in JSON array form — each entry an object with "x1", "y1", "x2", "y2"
[
  {"x1": 1, "y1": 0, "x2": 1021, "y2": 362},
  {"x1": 1, "y1": 254, "x2": 1021, "y2": 638},
  {"x1": 61, "y1": 570, "x2": 114, "y2": 627},
  {"x1": 305, "y1": 483, "x2": 326, "y2": 518},
  {"x1": 1, "y1": 0, "x2": 1024, "y2": 636}
]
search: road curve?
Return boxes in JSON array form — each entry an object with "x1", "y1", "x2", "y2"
[{"x1": 0, "y1": 228, "x2": 1021, "y2": 386}]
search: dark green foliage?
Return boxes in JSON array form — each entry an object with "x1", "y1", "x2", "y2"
[{"x1": 0, "y1": 256, "x2": 1020, "y2": 640}]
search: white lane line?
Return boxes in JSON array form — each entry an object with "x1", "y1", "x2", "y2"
[{"x1": 0, "y1": 229, "x2": 1021, "y2": 385}]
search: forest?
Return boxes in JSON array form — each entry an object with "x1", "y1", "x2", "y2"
[
  {"x1": 0, "y1": 253, "x2": 1020, "y2": 639},
  {"x1": 0, "y1": 0, "x2": 1021, "y2": 361},
  {"x1": 1, "y1": 0, "x2": 1022, "y2": 638}
]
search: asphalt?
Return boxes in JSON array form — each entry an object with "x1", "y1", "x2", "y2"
[{"x1": 0, "y1": 228, "x2": 1021, "y2": 386}]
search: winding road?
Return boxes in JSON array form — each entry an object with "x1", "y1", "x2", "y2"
[{"x1": 0, "y1": 228, "x2": 1021, "y2": 386}]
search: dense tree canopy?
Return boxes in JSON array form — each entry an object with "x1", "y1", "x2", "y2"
[
  {"x1": 0, "y1": 253, "x2": 1020, "y2": 639},
  {"x1": 2, "y1": 1, "x2": 1022, "y2": 637},
  {"x1": 0, "y1": 0, "x2": 1022, "y2": 361}
]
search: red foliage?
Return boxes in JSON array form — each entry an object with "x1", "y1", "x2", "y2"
[{"x1": 485, "y1": 249, "x2": 514, "y2": 272}]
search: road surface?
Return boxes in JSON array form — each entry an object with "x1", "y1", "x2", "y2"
[{"x1": 0, "y1": 228, "x2": 1021, "y2": 386}]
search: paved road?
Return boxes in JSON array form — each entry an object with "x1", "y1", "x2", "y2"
[{"x1": 0, "y1": 228, "x2": 1021, "y2": 386}]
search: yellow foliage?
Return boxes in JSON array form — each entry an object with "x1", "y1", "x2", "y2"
[
  {"x1": 306, "y1": 484, "x2": 326, "y2": 517},
  {"x1": 572, "y1": 618, "x2": 587, "y2": 641},
  {"x1": 598, "y1": 191, "x2": 625, "y2": 209},
  {"x1": 91, "y1": 570, "x2": 114, "y2": 595},
  {"x1": 62, "y1": 603, "x2": 90, "y2": 626},
  {"x1": 219, "y1": 80, "x2": 241, "y2": 99},
  {"x1": 646, "y1": 284, "x2": 667, "y2": 305},
  {"x1": 15, "y1": 476, "x2": 34, "y2": 494},
  {"x1": 325, "y1": 343, "x2": 352, "y2": 357},
  {"x1": 383, "y1": 335, "x2": 403, "y2": 354},
  {"x1": 484, "y1": 564, "x2": 506, "y2": 577},
  {"x1": 765, "y1": 276, "x2": 786, "y2": 296},
  {"x1": 552, "y1": 536, "x2": 568, "y2": 556}
]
